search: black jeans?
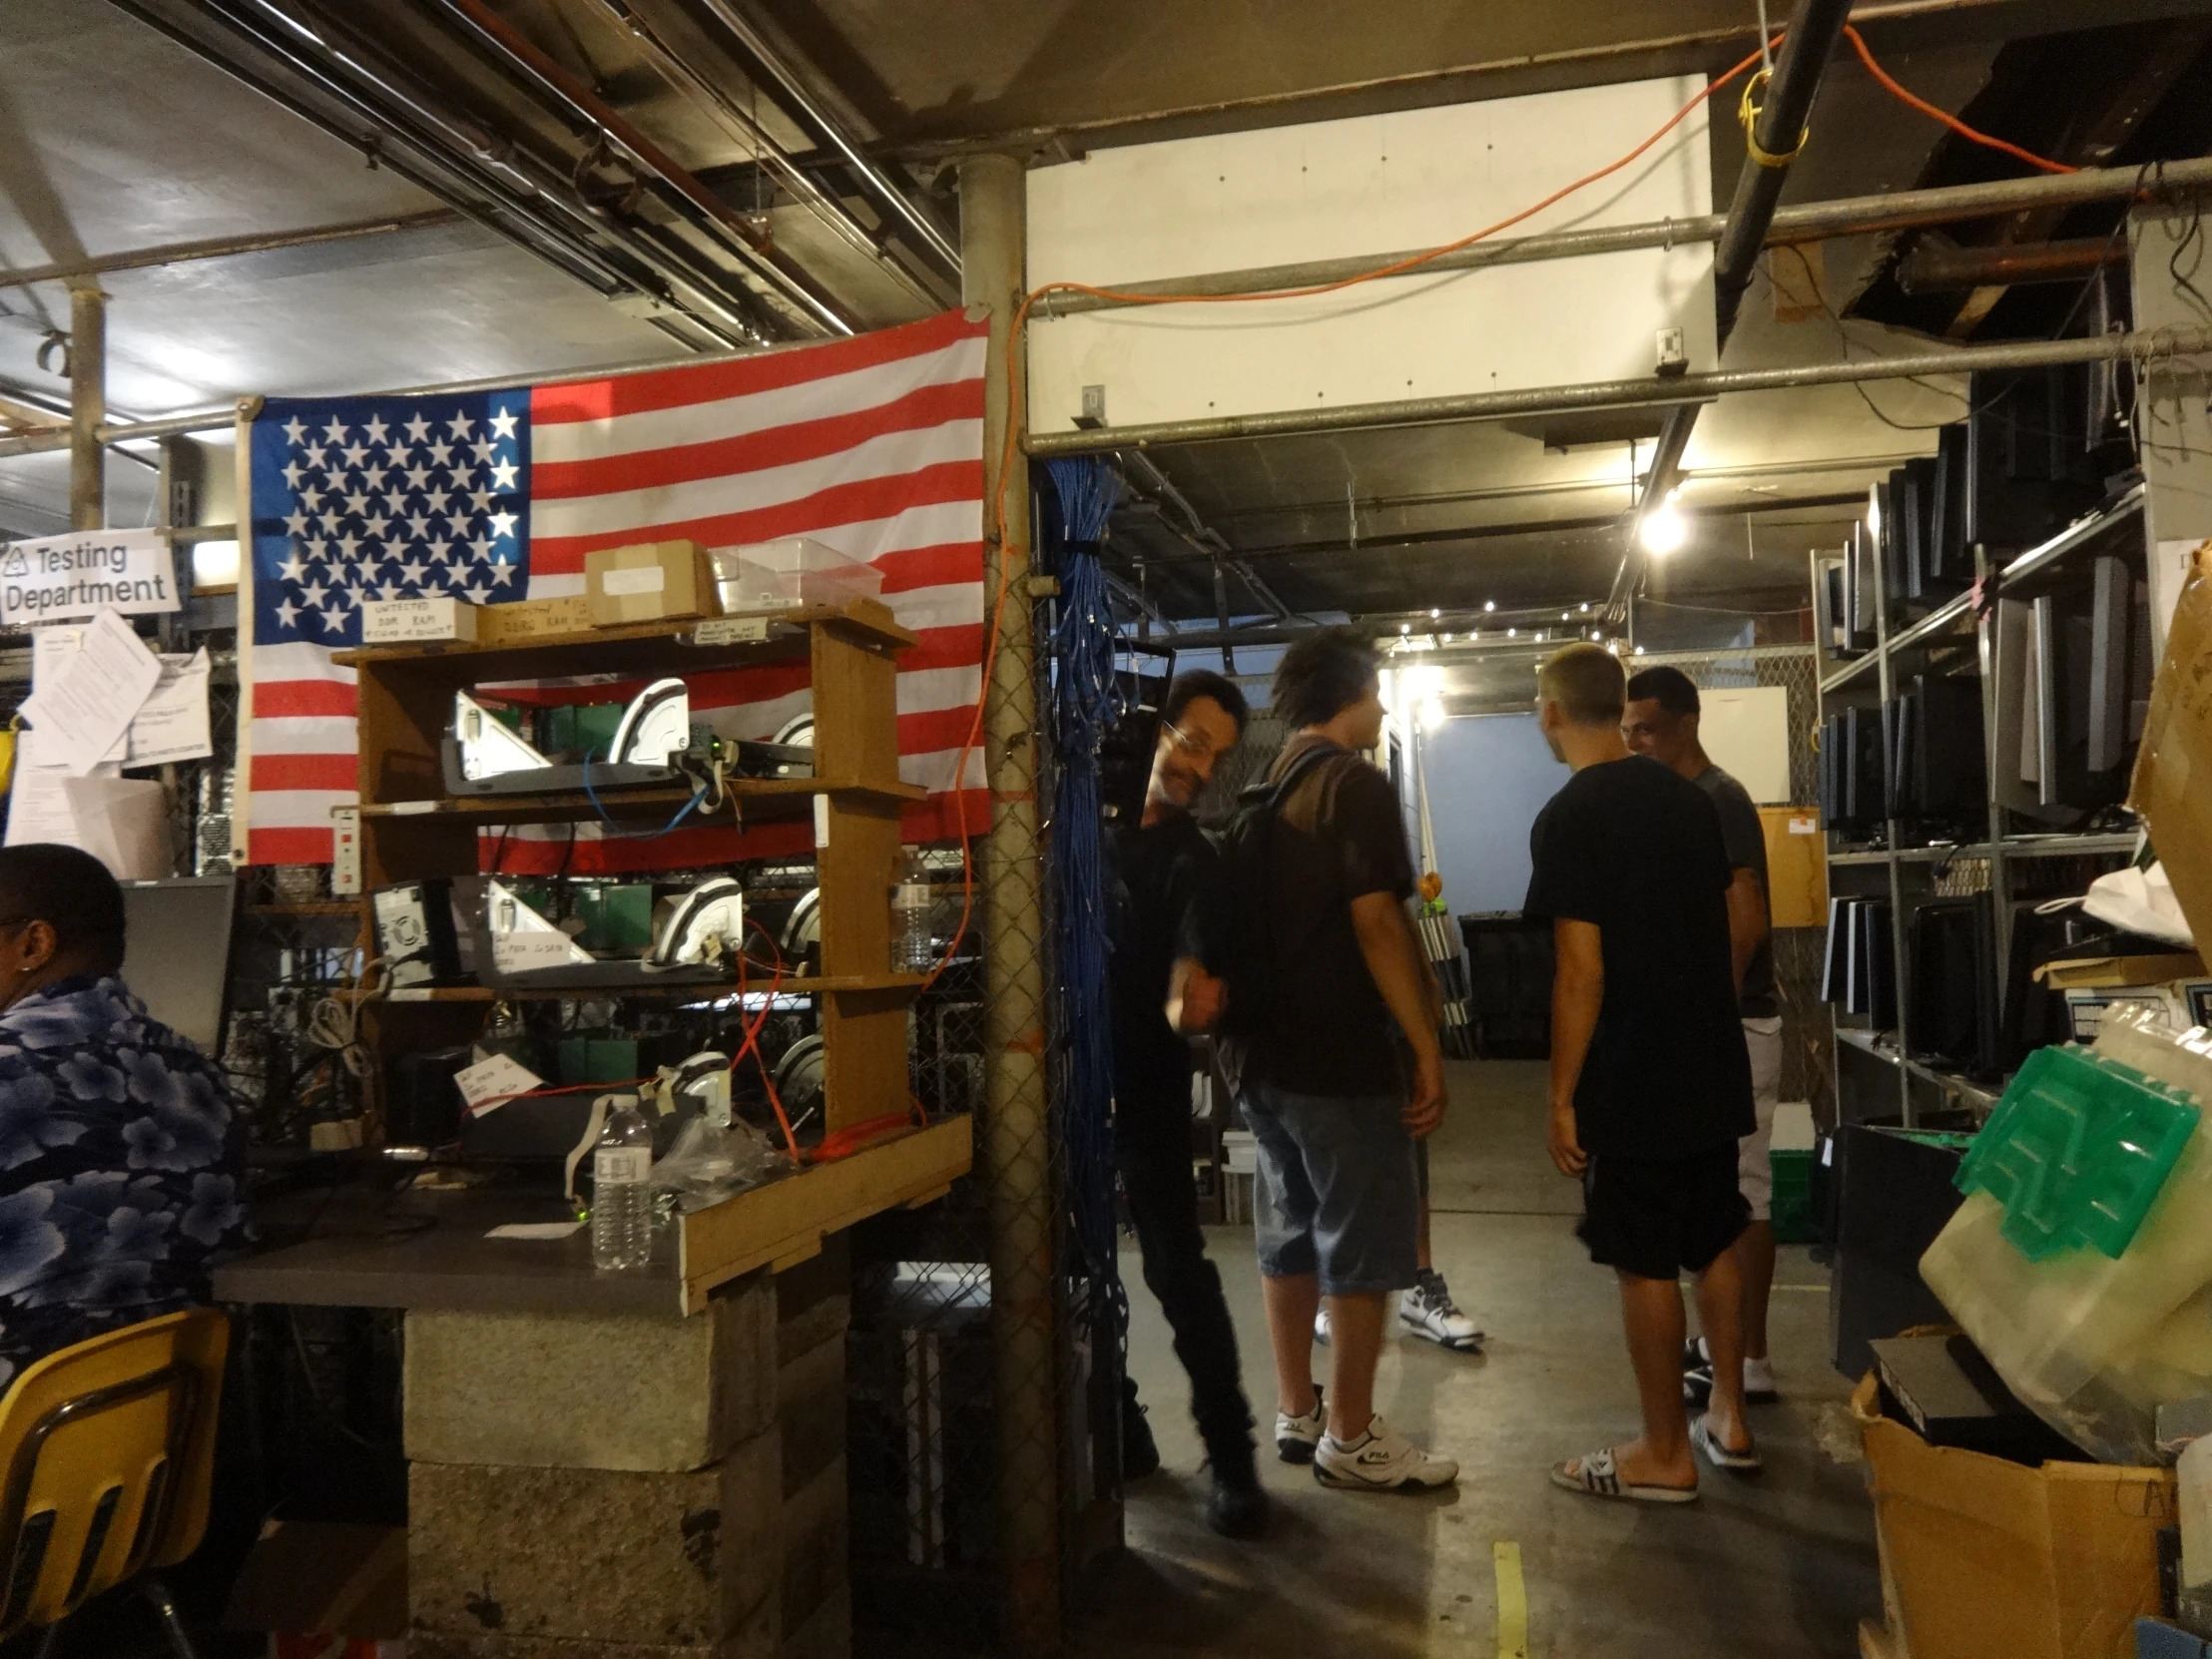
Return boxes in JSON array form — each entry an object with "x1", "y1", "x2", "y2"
[{"x1": 1116, "y1": 1105, "x2": 1254, "y2": 1456}]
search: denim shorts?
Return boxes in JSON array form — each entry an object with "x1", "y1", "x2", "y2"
[{"x1": 1241, "y1": 1080, "x2": 1419, "y2": 1297}]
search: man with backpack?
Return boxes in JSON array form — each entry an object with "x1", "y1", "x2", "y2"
[
  {"x1": 1108, "y1": 670, "x2": 1269, "y2": 1538},
  {"x1": 1188, "y1": 628, "x2": 1458, "y2": 1493}
]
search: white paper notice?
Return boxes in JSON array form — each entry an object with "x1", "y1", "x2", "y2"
[
  {"x1": 20, "y1": 627, "x2": 124, "y2": 771},
  {"x1": 3, "y1": 769, "x2": 86, "y2": 848},
  {"x1": 23, "y1": 611, "x2": 160, "y2": 776},
  {"x1": 124, "y1": 649, "x2": 213, "y2": 767},
  {"x1": 59, "y1": 776, "x2": 168, "y2": 878},
  {"x1": 485, "y1": 1221, "x2": 586, "y2": 1241},
  {"x1": 491, "y1": 930, "x2": 585, "y2": 975},
  {"x1": 454, "y1": 1052, "x2": 546, "y2": 1114}
]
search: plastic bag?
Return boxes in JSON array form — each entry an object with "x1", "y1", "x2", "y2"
[
  {"x1": 2084, "y1": 859, "x2": 2195, "y2": 947},
  {"x1": 650, "y1": 1114, "x2": 788, "y2": 1211}
]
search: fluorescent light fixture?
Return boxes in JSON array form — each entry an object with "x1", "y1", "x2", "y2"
[
  {"x1": 1484, "y1": 600, "x2": 1496, "y2": 613},
  {"x1": 191, "y1": 539, "x2": 241, "y2": 588}
]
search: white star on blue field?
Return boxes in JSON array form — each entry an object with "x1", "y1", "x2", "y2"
[{"x1": 249, "y1": 391, "x2": 531, "y2": 646}]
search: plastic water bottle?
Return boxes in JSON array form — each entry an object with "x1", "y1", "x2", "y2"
[
  {"x1": 892, "y1": 849, "x2": 935, "y2": 973},
  {"x1": 591, "y1": 1094, "x2": 655, "y2": 1272}
]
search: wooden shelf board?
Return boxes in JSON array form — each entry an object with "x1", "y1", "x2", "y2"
[
  {"x1": 678, "y1": 1115, "x2": 972, "y2": 1312},
  {"x1": 332, "y1": 600, "x2": 913, "y2": 678},
  {"x1": 356, "y1": 776, "x2": 921, "y2": 828},
  {"x1": 365, "y1": 972, "x2": 925, "y2": 1004}
]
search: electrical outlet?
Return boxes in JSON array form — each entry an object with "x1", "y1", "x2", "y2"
[
  {"x1": 1655, "y1": 326, "x2": 1688, "y2": 377},
  {"x1": 329, "y1": 806, "x2": 362, "y2": 895}
]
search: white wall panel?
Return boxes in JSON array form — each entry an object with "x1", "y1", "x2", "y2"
[{"x1": 1025, "y1": 77, "x2": 1715, "y2": 434}]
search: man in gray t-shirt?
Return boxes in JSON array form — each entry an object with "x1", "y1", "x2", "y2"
[{"x1": 1623, "y1": 667, "x2": 1785, "y2": 1407}]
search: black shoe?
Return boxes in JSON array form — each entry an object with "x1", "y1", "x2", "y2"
[
  {"x1": 1206, "y1": 1439, "x2": 1270, "y2": 1539},
  {"x1": 1121, "y1": 1378, "x2": 1161, "y2": 1479}
]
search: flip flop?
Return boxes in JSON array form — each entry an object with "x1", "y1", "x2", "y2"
[
  {"x1": 1549, "y1": 1446, "x2": 1699, "y2": 1504},
  {"x1": 1691, "y1": 1414, "x2": 1762, "y2": 1473}
]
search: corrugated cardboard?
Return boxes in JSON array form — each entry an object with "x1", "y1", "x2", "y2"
[
  {"x1": 1761, "y1": 805, "x2": 1830, "y2": 928},
  {"x1": 1854, "y1": 1373, "x2": 2175, "y2": 1659},
  {"x1": 2035, "y1": 954, "x2": 2207, "y2": 990},
  {"x1": 583, "y1": 539, "x2": 718, "y2": 626},
  {"x1": 2132, "y1": 551, "x2": 2212, "y2": 950},
  {"x1": 476, "y1": 595, "x2": 593, "y2": 644}
]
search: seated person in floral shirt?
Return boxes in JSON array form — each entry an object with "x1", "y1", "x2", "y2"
[{"x1": 0, "y1": 843, "x2": 251, "y2": 1391}]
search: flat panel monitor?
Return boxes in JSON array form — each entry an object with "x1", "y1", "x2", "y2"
[
  {"x1": 119, "y1": 876, "x2": 237, "y2": 1054},
  {"x1": 1926, "y1": 424, "x2": 1971, "y2": 587}
]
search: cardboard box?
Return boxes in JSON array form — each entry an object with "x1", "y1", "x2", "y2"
[
  {"x1": 475, "y1": 594, "x2": 593, "y2": 644},
  {"x1": 1855, "y1": 1372, "x2": 2176, "y2": 1659},
  {"x1": 583, "y1": 539, "x2": 718, "y2": 626},
  {"x1": 2033, "y1": 954, "x2": 2209, "y2": 1040},
  {"x1": 360, "y1": 595, "x2": 475, "y2": 644},
  {"x1": 1761, "y1": 805, "x2": 1829, "y2": 927},
  {"x1": 2132, "y1": 552, "x2": 2212, "y2": 950}
]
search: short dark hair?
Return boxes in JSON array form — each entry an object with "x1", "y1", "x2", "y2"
[
  {"x1": 1272, "y1": 628, "x2": 1381, "y2": 731},
  {"x1": 1536, "y1": 643, "x2": 1627, "y2": 728},
  {"x1": 1625, "y1": 664, "x2": 1700, "y2": 717},
  {"x1": 0, "y1": 844, "x2": 127, "y2": 972},
  {"x1": 1161, "y1": 670, "x2": 1249, "y2": 736}
]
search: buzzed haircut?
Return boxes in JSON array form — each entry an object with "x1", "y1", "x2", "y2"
[
  {"x1": 1273, "y1": 628, "x2": 1382, "y2": 731},
  {"x1": 0, "y1": 844, "x2": 127, "y2": 972},
  {"x1": 1625, "y1": 664, "x2": 1700, "y2": 717},
  {"x1": 1162, "y1": 669, "x2": 1250, "y2": 737},
  {"x1": 1537, "y1": 643, "x2": 1628, "y2": 729}
]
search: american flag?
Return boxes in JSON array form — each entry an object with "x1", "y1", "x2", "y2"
[{"x1": 244, "y1": 310, "x2": 989, "y2": 872}]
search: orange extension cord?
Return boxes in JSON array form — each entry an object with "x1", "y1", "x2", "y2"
[{"x1": 928, "y1": 24, "x2": 2080, "y2": 982}]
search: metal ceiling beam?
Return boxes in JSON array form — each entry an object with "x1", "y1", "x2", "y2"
[
  {"x1": 687, "y1": 0, "x2": 960, "y2": 272},
  {"x1": 0, "y1": 209, "x2": 462, "y2": 291},
  {"x1": 1033, "y1": 155, "x2": 2212, "y2": 319},
  {"x1": 1024, "y1": 323, "x2": 2209, "y2": 457}
]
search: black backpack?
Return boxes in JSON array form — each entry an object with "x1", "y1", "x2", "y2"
[{"x1": 1211, "y1": 743, "x2": 1339, "y2": 1042}]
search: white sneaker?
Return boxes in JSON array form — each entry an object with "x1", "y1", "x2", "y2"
[
  {"x1": 1313, "y1": 1415, "x2": 1459, "y2": 1491},
  {"x1": 1399, "y1": 1270, "x2": 1484, "y2": 1352},
  {"x1": 1314, "y1": 1307, "x2": 1332, "y2": 1347},
  {"x1": 1275, "y1": 1387, "x2": 1325, "y2": 1464}
]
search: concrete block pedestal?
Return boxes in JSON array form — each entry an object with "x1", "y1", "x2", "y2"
[{"x1": 404, "y1": 1239, "x2": 851, "y2": 1659}]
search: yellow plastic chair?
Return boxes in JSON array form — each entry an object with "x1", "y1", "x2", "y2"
[{"x1": 0, "y1": 1309, "x2": 230, "y2": 1657}]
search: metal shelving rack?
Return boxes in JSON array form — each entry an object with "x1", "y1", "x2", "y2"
[{"x1": 1812, "y1": 485, "x2": 2148, "y2": 1127}]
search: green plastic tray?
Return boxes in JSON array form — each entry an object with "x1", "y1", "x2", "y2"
[{"x1": 1954, "y1": 1045, "x2": 2200, "y2": 1263}]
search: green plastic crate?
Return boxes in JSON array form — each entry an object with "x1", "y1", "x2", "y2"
[
  {"x1": 1955, "y1": 1044, "x2": 2200, "y2": 1263},
  {"x1": 1770, "y1": 1147, "x2": 1815, "y2": 1245}
]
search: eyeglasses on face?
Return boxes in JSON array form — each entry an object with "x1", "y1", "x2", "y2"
[{"x1": 1161, "y1": 720, "x2": 1227, "y2": 765}]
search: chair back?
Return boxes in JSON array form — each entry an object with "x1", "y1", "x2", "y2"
[{"x1": 0, "y1": 1308, "x2": 229, "y2": 1640}]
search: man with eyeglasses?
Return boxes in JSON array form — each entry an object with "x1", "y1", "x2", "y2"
[
  {"x1": 0, "y1": 843, "x2": 252, "y2": 1394},
  {"x1": 1109, "y1": 670, "x2": 1268, "y2": 1538}
]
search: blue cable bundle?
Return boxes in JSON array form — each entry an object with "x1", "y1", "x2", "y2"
[{"x1": 1042, "y1": 456, "x2": 1124, "y2": 1324}]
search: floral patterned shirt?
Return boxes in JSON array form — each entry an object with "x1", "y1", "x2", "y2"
[{"x1": 0, "y1": 973, "x2": 251, "y2": 1389}]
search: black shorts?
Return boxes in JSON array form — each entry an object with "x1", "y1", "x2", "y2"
[{"x1": 1576, "y1": 1145, "x2": 1751, "y2": 1282}]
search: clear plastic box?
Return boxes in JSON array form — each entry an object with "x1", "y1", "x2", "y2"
[{"x1": 711, "y1": 538, "x2": 883, "y2": 613}]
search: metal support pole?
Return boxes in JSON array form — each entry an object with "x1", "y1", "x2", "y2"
[
  {"x1": 960, "y1": 151, "x2": 1059, "y2": 1658},
  {"x1": 69, "y1": 287, "x2": 106, "y2": 531}
]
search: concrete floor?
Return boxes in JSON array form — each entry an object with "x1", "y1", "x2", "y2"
[{"x1": 1074, "y1": 1059, "x2": 1880, "y2": 1659}]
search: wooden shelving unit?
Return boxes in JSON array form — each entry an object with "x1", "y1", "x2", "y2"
[{"x1": 333, "y1": 599, "x2": 934, "y2": 1143}]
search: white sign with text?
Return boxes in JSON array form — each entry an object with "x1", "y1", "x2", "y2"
[{"x1": 0, "y1": 529, "x2": 181, "y2": 627}]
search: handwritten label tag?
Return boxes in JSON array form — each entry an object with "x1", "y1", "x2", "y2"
[
  {"x1": 693, "y1": 616, "x2": 771, "y2": 646},
  {"x1": 491, "y1": 930, "x2": 582, "y2": 975},
  {"x1": 454, "y1": 1052, "x2": 545, "y2": 1114}
]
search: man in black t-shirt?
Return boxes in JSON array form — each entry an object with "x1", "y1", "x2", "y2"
[
  {"x1": 1109, "y1": 671, "x2": 1266, "y2": 1538},
  {"x1": 1523, "y1": 644, "x2": 1758, "y2": 1503},
  {"x1": 1624, "y1": 666, "x2": 1785, "y2": 1409}
]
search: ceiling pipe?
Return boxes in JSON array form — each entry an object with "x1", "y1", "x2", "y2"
[
  {"x1": 425, "y1": 0, "x2": 857, "y2": 336},
  {"x1": 686, "y1": 0, "x2": 960, "y2": 272},
  {"x1": 140, "y1": 0, "x2": 755, "y2": 348},
  {"x1": 1035, "y1": 156, "x2": 2212, "y2": 319},
  {"x1": 0, "y1": 209, "x2": 461, "y2": 291},
  {"x1": 1609, "y1": 0, "x2": 1855, "y2": 624},
  {"x1": 1023, "y1": 322, "x2": 2210, "y2": 457},
  {"x1": 1897, "y1": 234, "x2": 2130, "y2": 292},
  {"x1": 208, "y1": 0, "x2": 778, "y2": 344},
  {"x1": 582, "y1": 0, "x2": 946, "y2": 308}
]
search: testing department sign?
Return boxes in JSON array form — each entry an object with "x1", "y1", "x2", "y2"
[{"x1": 0, "y1": 529, "x2": 181, "y2": 627}]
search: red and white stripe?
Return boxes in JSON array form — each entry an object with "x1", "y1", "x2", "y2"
[{"x1": 244, "y1": 309, "x2": 989, "y2": 869}]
